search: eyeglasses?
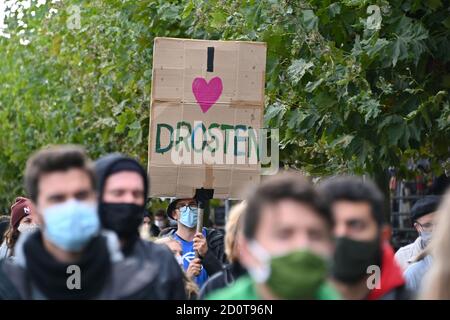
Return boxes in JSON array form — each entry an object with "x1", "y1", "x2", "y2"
[
  {"x1": 176, "y1": 204, "x2": 198, "y2": 211},
  {"x1": 415, "y1": 221, "x2": 435, "y2": 232}
]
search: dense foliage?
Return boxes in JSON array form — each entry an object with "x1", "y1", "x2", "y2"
[{"x1": 0, "y1": 0, "x2": 449, "y2": 211}]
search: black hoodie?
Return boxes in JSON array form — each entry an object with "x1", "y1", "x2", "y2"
[
  {"x1": 95, "y1": 153, "x2": 148, "y2": 254},
  {"x1": 94, "y1": 153, "x2": 186, "y2": 299},
  {"x1": 95, "y1": 153, "x2": 149, "y2": 202}
]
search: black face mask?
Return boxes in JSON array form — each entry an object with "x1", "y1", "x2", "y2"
[
  {"x1": 98, "y1": 203, "x2": 144, "y2": 238},
  {"x1": 332, "y1": 236, "x2": 381, "y2": 284}
]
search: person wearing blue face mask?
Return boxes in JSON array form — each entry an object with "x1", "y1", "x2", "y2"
[
  {"x1": 0, "y1": 145, "x2": 170, "y2": 300},
  {"x1": 165, "y1": 198, "x2": 226, "y2": 288}
]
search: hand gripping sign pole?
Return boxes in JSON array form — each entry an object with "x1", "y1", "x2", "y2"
[{"x1": 194, "y1": 188, "x2": 214, "y2": 258}]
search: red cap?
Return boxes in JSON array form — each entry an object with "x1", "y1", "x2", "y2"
[{"x1": 10, "y1": 197, "x2": 33, "y2": 230}]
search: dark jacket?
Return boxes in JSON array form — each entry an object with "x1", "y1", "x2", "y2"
[
  {"x1": 128, "y1": 238, "x2": 186, "y2": 299},
  {"x1": 0, "y1": 231, "x2": 184, "y2": 300},
  {"x1": 376, "y1": 285, "x2": 411, "y2": 300},
  {"x1": 150, "y1": 223, "x2": 161, "y2": 237},
  {"x1": 165, "y1": 227, "x2": 225, "y2": 276},
  {"x1": 198, "y1": 262, "x2": 247, "y2": 299},
  {"x1": 93, "y1": 153, "x2": 187, "y2": 299}
]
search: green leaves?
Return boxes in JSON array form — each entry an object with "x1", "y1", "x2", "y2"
[
  {"x1": 181, "y1": 0, "x2": 195, "y2": 19},
  {"x1": 158, "y1": 3, "x2": 182, "y2": 21},
  {"x1": 305, "y1": 79, "x2": 324, "y2": 93},
  {"x1": 287, "y1": 59, "x2": 314, "y2": 85},
  {"x1": 363, "y1": 37, "x2": 389, "y2": 59},
  {"x1": 348, "y1": 93, "x2": 381, "y2": 123},
  {"x1": 328, "y1": 3, "x2": 341, "y2": 17},
  {"x1": 302, "y1": 10, "x2": 319, "y2": 31},
  {"x1": 264, "y1": 102, "x2": 287, "y2": 127},
  {"x1": 0, "y1": 0, "x2": 161, "y2": 209},
  {"x1": 390, "y1": 16, "x2": 429, "y2": 66},
  {"x1": 330, "y1": 134, "x2": 354, "y2": 149},
  {"x1": 437, "y1": 102, "x2": 450, "y2": 131},
  {"x1": 0, "y1": 0, "x2": 448, "y2": 209}
]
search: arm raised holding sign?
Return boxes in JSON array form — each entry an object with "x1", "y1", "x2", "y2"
[{"x1": 166, "y1": 197, "x2": 226, "y2": 288}]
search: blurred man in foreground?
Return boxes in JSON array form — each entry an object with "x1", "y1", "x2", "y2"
[
  {"x1": 0, "y1": 146, "x2": 163, "y2": 299},
  {"x1": 208, "y1": 173, "x2": 340, "y2": 300}
]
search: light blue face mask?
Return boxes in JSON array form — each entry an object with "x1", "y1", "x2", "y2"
[
  {"x1": 421, "y1": 231, "x2": 432, "y2": 247},
  {"x1": 42, "y1": 200, "x2": 100, "y2": 252},
  {"x1": 178, "y1": 206, "x2": 198, "y2": 229}
]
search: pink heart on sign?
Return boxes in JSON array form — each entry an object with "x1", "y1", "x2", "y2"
[{"x1": 192, "y1": 77, "x2": 223, "y2": 113}]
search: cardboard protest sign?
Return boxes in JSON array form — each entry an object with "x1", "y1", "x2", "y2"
[{"x1": 148, "y1": 37, "x2": 267, "y2": 199}]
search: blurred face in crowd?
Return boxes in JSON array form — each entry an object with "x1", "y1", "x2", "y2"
[
  {"x1": 102, "y1": 171, "x2": 145, "y2": 206},
  {"x1": 35, "y1": 168, "x2": 96, "y2": 225},
  {"x1": 166, "y1": 240, "x2": 183, "y2": 258},
  {"x1": 19, "y1": 216, "x2": 33, "y2": 226},
  {"x1": 241, "y1": 199, "x2": 333, "y2": 269},
  {"x1": 414, "y1": 212, "x2": 436, "y2": 235},
  {"x1": 414, "y1": 211, "x2": 436, "y2": 246},
  {"x1": 143, "y1": 216, "x2": 151, "y2": 225},
  {"x1": 20, "y1": 216, "x2": 33, "y2": 224},
  {"x1": 17, "y1": 215, "x2": 37, "y2": 233},
  {"x1": 332, "y1": 201, "x2": 378, "y2": 241},
  {"x1": 163, "y1": 239, "x2": 183, "y2": 266},
  {"x1": 155, "y1": 214, "x2": 169, "y2": 228}
]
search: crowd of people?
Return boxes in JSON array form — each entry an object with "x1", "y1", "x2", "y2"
[{"x1": 0, "y1": 144, "x2": 449, "y2": 300}]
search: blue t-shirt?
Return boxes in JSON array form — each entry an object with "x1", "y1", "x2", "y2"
[{"x1": 173, "y1": 228, "x2": 208, "y2": 287}]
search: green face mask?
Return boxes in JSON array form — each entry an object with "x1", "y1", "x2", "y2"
[{"x1": 248, "y1": 242, "x2": 328, "y2": 299}]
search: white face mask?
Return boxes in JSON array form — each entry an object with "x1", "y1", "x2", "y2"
[
  {"x1": 18, "y1": 223, "x2": 39, "y2": 234},
  {"x1": 246, "y1": 241, "x2": 271, "y2": 283},
  {"x1": 139, "y1": 224, "x2": 150, "y2": 239},
  {"x1": 155, "y1": 220, "x2": 165, "y2": 228},
  {"x1": 421, "y1": 231, "x2": 432, "y2": 246}
]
